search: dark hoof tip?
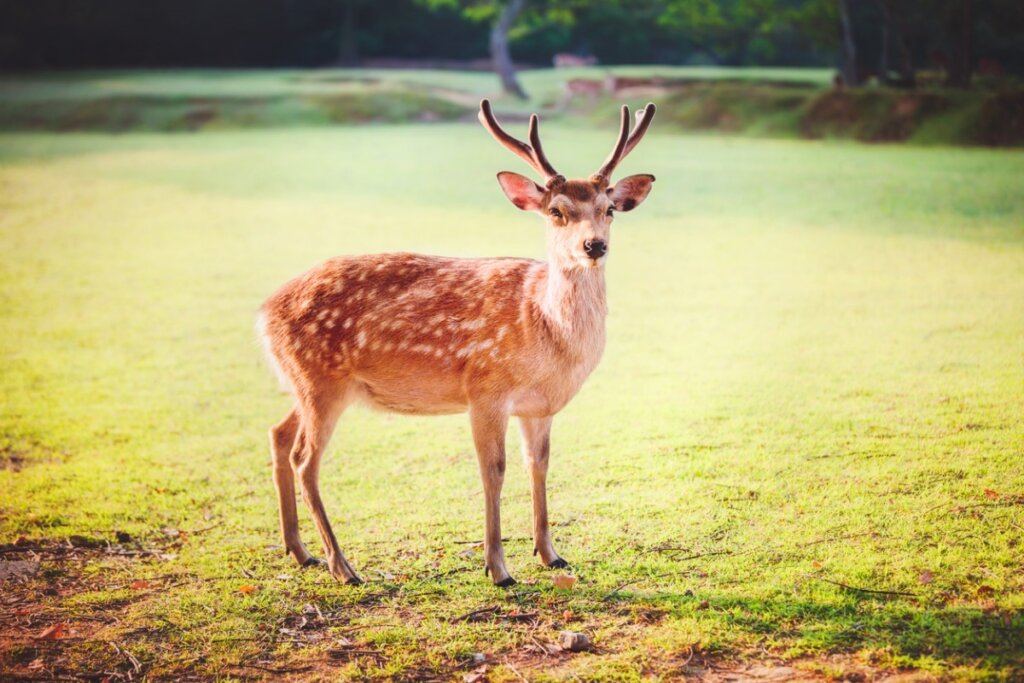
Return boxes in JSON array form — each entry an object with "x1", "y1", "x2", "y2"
[
  {"x1": 301, "y1": 557, "x2": 323, "y2": 568},
  {"x1": 547, "y1": 558, "x2": 570, "y2": 569},
  {"x1": 495, "y1": 577, "x2": 517, "y2": 588},
  {"x1": 344, "y1": 576, "x2": 365, "y2": 586}
]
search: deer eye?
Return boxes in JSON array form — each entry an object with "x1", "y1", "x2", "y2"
[
  {"x1": 548, "y1": 208, "x2": 563, "y2": 219},
  {"x1": 606, "y1": 206, "x2": 615, "y2": 217}
]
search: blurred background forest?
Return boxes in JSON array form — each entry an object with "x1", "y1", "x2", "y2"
[{"x1": 3, "y1": 0, "x2": 1024, "y2": 87}]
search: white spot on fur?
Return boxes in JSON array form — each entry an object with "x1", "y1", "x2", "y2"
[{"x1": 356, "y1": 330, "x2": 367, "y2": 348}]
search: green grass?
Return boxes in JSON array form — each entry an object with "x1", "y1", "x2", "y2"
[{"x1": 1, "y1": 124, "x2": 1023, "y2": 681}]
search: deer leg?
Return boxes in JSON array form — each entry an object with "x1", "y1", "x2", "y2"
[
  {"x1": 518, "y1": 415, "x2": 568, "y2": 568},
  {"x1": 469, "y1": 400, "x2": 514, "y2": 587},
  {"x1": 291, "y1": 392, "x2": 363, "y2": 585},
  {"x1": 270, "y1": 407, "x2": 316, "y2": 567}
]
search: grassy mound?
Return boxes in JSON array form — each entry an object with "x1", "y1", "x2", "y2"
[
  {"x1": 0, "y1": 88, "x2": 470, "y2": 132},
  {"x1": 648, "y1": 81, "x2": 1024, "y2": 146}
]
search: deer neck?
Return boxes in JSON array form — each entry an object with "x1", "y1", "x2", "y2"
[{"x1": 538, "y1": 260, "x2": 608, "y2": 351}]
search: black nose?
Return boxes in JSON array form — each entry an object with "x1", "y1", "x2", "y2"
[{"x1": 583, "y1": 239, "x2": 607, "y2": 259}]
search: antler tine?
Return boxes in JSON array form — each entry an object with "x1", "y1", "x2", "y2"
[
  {"x1": 594, "y1": 105, "x2": 630, "y2": 183},
  {"x1": 593, "y1": 102, "x2": 657, "y2": 184},
  {"x1": 623, "y1": 103, "x2": 656, "y2": 157},
  {"x1": 527, "y1": 114, "x2": 559, "y2": 179},
  {"x1": 478, "y1": 99, "x2": 560, "y2": 183}
]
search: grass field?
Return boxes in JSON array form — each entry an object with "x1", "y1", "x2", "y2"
[{"x1": 1, "y1": 121, "x2": 1023, "y2": 681}]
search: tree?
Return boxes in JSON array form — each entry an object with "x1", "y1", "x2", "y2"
[
  {"x1": 491, "y1": 0, "x2": 528, "y2": 98},
  {"x1": 420, "y1": 0, "x2": 578, "y2": 99}
]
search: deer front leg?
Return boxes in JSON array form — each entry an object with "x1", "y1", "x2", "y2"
[
  {"x1": 469, "y1": 401, "x2": 515, "y2": 587},
  {"x1": 518, "y1": 416, "x2": 568, "y2": 568}
]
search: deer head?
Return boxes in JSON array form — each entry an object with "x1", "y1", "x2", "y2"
[{"x1": 479, "y1": 99, "x2": 656, "y2": 270}]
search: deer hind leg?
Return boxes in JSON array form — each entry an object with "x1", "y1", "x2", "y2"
[
  {"x1": 291, "y1": 387, "x2": 363, "y2": 585},
  {"x1": 270, "y1": 407, "x2": 316, "y2": 567},
  {"x1": 469, "y1": 400, "x2": 515, "y2": 587},
  {"x1": 518, "y1": 416, "x2": 568, "y2": 568}
]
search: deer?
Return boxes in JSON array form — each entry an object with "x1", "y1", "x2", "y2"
[{"x1": 257, "y1": 99, "x2": 656, "y2": 587}]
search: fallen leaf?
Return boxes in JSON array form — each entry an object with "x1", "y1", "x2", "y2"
[
  {"x1": 552, "y1": 574, "x2": 577, "y2": 590},
  {"x1": 238, "y1": 584, "x2": 258, "y2": 594},
  {"x1": 977, "y1": 585, "x2": 995, "y2": 598},
  {"x1": 697, "y1": 600, "x2": 710, "y2": 611},
  {"x1": 37, "y1": 623, "x2": 67, "y2": 640},
  {"x1": 130, "y1": 580, "x2": 151, "y2": 590},
  {"x1": 918, "y1": 571, "x2": 935, "y2": 584},
  {"x1": 562, "y1": 609, "x2": 574, "y2": 621},
  {"x1": 811, "y1": 560, "x2": 823, "y2": 570},
  {"x1": 463, "y1": 664, "x2": 488, "y2": 683},
  {"x1": 984, "y1": 488, "x2": 1000, "y2": 500},
  {"x1": 980, "y1": 600, "x2": 998, "y2": 614}
]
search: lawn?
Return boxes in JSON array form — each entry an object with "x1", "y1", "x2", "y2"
[{"x1": 0, "y1": 121, "x2": 1022, "y2": 681}]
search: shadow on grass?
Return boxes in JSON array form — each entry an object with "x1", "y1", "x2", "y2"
[{"x1": 603, "y1": 587, "x2": 1023, "y2": 669}]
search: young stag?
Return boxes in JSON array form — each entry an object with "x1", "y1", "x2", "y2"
[{"x1": 259, "y1": 100, "x2": 656, "y2": 586}]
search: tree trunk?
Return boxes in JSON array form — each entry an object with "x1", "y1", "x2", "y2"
[
  {"x1": 838, "y1": 0, "x2": 859, "y2": 86},
  {"x1": 895, "y1": 11, "x2": 916, "y2": 87},
  {"x1": 339, "y1": 0, "x2": 358, "y2": 66},
  {"x1": 490, "y1": 0, "x2": 528, "y2": 100},
  {"x1": 878, "y1": 0, "x2": 892, "y2": 83},
  {"x1": 945, "y1": 0, "x2": 974, "y2": 88}
]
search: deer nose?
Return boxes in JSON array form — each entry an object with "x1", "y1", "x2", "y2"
[{"x1": 583, "y1": 239, "x2": 607, "y2": 259}]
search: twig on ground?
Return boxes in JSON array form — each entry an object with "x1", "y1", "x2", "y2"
[
  {"x1": 108, "y1": 641, "x2": 142, "y2": 675},
  {"x1": 505, "y1": 661, "x2": 528, "y2": 682},
  {"x1": 238, "y1": 663, "x2": 314, "y2": 674},
  {"x1": 603, "y1": 571, "x2": 677, "y2": 599},
  {"x1": 795, "y1": 531, "x2": 875, "y2": 548},
  {"x1": 450, "y1": 606, "x2": 500, "y2": 623},
  {"x1": 810, "y1": 575, "x2": 917, "y2": 598}
]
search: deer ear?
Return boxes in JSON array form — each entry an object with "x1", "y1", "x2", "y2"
[
  {"x1": 607, "y1": 174, "x2": 655, "y2": 212},
  {"x1": 497, "y1": 172, "x2": 546, "y2": 212}
]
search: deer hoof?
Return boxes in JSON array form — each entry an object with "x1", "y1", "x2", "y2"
[
  {"x1": 301, "y1": 557, "x2": 324, "y2": 568},
  {"x1": 547, "y1": 558, "x2": 570, "y2": 569},
  {"x1": 495, "y1": 576, "x2": 517, "y2": 588},
  {"x1": 344, "y1": 575, "x2": 365, "y2": 586}
]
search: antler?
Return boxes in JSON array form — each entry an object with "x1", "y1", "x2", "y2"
[
  {"x1": 479, "y1": 99, "x2": 562, "y2": 186},
  {"x1": 592, "y1": 103, "x2": 656, "y2": 186}
]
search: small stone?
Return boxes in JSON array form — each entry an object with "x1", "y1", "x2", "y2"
[
  {"x1": 0, "y1": 560, "x2": 39, "y2": 581},
  {"x1": 558, "y1": 630, "x2": 591, "y2": 651},
  {"x1": 552, "y1": 574, "x2": 577, "y2": 589}
]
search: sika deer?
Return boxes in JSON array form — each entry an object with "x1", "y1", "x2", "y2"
[{"x1": 258, "y1": 100, "x2": 656, "y2": 586}]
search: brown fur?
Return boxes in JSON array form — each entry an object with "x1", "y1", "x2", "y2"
[{"x1": 258, "y1": 102, "x2": 655, "y2": 586}]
